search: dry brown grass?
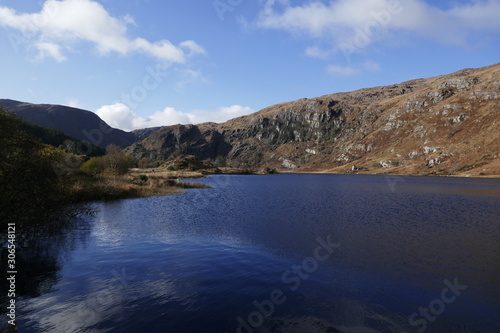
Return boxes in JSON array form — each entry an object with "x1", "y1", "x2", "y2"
[
  {"x1": 129, "y1": 168, "x2": 206, "y2": 179},
  {"x1": 68, "y1": 170, "x2": 210, "y2": 202}
]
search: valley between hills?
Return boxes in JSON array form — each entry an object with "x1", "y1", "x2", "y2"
[{"x1": 2, "y1": 63, "x2": 499, "y2": 177}]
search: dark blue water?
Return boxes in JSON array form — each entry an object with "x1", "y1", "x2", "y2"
[{"x1": 9, "y1": 175, "x2": 500, "y2": 332}]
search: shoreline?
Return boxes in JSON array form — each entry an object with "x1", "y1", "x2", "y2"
[
  {"x1": 278, "y1": 170, "x2": 500, "y2": 179},
  {"x1": 71, "y1": 167, "x2": 500, "y2": 204},
  {"x1": 68, "y1": 169, "x2": 211, "y2": 202}
]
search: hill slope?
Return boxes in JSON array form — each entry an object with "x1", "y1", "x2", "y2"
[
  {"x1": 126, "y1": 63, "x2": 500, "y2": 177},
  {"x1": 0, "y1": 100, "x2": 137, "y2": 148}
]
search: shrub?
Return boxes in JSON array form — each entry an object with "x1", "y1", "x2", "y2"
[
  {"x1": 263, "y1": 167, "x2": 278, "y2": 175},
  {"x1": 213, "y1": 155, "x2": 227, "y2": 167},
  {"x1": 80, "y1": 157, "x2": 104, "y2": 175},
  {"x1": 0, "y1": 108, "x2": 72, "y2": 225},
  {"x1": 172, "y1": 155, "x2": 211, "y2": 171},
  {"x1": 101, "y1": 145, "x2": 135, "y2": 175},
  {"x1": 137, "y1": 174, "x2": 148, "y2": 183},
  {"x1": 242, "y1": 168, "x2": 254, "y2": 175},
  {"x1": 138, "y1": 158, "x2": 152, "y2": 169}
]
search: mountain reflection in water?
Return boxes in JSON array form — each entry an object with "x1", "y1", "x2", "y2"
[{"x1": 2, "y1": 175, "x2": 499, "y2": 333}]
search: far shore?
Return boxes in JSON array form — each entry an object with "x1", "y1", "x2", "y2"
[
  {"x1": 278, "y1": 169, "x2": 500, "y2": 179},
  {"x1": 73, "y1": 166, "x2": 499, "y2": 204}
]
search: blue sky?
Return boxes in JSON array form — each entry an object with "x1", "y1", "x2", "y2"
[{"x1": 0, "y1": 0, "x2": 499, "y2": 131}]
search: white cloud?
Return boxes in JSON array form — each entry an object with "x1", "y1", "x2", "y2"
[
  {"x1": 256, "y1": 0, "x2": 500, "y2": 57},
  {"x1": 95, "y1": 103, "x2": 136, "y2": 130},
  {"x1": 132, "y1": 107, "x2": 194, "y2": 129},
  {"x1": 0, "y1": 0, "x2": 206, "y2": 62},
  {"x1": 35, "y1": 41, "x2": 66, "y2": 62},
  {"x1": 193, "y1": 105, "x2": 255, "y2": 124},
  {"x1": 179, "y1": 40, "x2": 207, "y2": 57},
  {"x1": 257, "y1": 0, "x2": 401, "y2": 38},
  {"x1": 95, "y1": 103, "x2": 255, "y2": 131},
  {"x1": 66, "y1": 98, "x2": 83, "y2": 108},
  {"x1": 304, "y1": 46, "x2": 330, "y2": 59},
  {"x1": 175, "y1": 69, "x2": 211, "y2": 92},
  {"x1": 122, "y1": 14, "x2": 137, "y2": 26},
  {"x1": 236, "y1": 16, "x2": 251, "y2": 32},
  {"x1": 362, "y1": 60, "x2": 381, "y2": 72},
  {"x1": 131, "y1": 38, "x2": 185, "y2": 63},
  {"x1": 326, "y1": 65, "x2": 360, "y2": 76},
  {"x1": 326, "y1": 60, "x2": 381, "y2": 76}
]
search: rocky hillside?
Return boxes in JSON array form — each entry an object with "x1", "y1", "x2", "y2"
[
  {"x1": 126, "y1": 63, "x2": 500, "y2": 177},
  {"x1": 0, "y1": 99, "x2": 137, "y2": 148}
]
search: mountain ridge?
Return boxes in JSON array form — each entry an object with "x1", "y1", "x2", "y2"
[
  {"x1": 2, "y1": 63, "x2": 499, "y2": 177},
  {"x1": 0, "y1": 99, "x2": 137, "y2": 148},
  {"x1": 126, "y1": 63, "x2": 500, "y2": 176}
]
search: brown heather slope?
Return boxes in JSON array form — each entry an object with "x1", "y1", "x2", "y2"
[{"x1": 126, "y1": 63, "x2": 500, "y2": 177}]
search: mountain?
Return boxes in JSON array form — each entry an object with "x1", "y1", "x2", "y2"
[
  {"x1": 0, "y1": 99, "x2": 137, "y2": 148},
  {"x1": 126, "y1": 63, "x2": 500, "y2": 177},
  {"x1": 19, "y1": 120, "x2": 105, "y2": 156}
]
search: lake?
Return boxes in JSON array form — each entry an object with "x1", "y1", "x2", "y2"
[{"x1": 4, "y1": 174, "x2": 500, "y2": 332}]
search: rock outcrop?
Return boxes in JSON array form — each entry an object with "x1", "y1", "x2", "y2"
[{"x1": 127, "y1": 63, "x2": 500, "y2": 176}]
